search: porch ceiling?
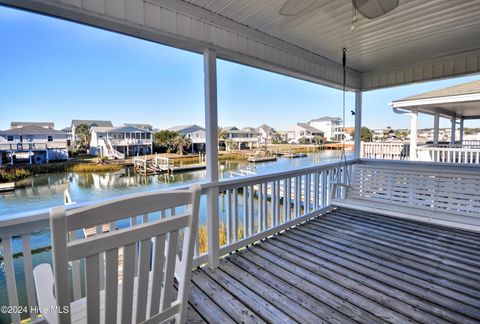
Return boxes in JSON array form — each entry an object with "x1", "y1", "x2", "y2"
[{"x1": 2, "y1": 0, "x2": 480, "y2": 91}]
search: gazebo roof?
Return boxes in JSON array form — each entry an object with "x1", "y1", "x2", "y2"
[{"x1": 390, "y1": 80, "x2": 480, "y2": 119}]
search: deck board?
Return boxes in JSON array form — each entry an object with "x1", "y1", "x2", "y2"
[{"x1": 186, "y1": 208, "x2": 480, "y2": 323}]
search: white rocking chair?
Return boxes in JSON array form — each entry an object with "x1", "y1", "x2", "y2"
[{"x1": 33, "y1": 185, "x2": 201, "y2": 324}]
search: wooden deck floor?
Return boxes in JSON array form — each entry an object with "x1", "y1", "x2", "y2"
[{"x1": 186, "y1": 208, "x2": 480, "y2": 323}]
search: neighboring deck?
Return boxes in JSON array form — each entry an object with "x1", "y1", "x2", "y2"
[{"x1": 186, "y1": 208, "x2": 480, "y2": 323}]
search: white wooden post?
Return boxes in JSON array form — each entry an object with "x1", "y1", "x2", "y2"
[
  {"x1": 450, "y1": 115, "x2": 456, "y2": 144},
  {"x1": 409, "y1": 109, "x2": 418, "y2": 160},
  {"x1": 433, "y1": 111, "x2": 440, "y2": 145},
  {"x1": 204, "y1": 48, "x2": 220, "y2": 269},
  {"x1": 354, "y1": 90, "x2": 362, "y2": 159},
  {"x1": 459, "y1": 117, "x2": 464, "y2": 143}
]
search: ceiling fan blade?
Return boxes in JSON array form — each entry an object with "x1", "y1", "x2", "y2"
[
  {"x1": 354, "y1": 0, "x2": 399, "y2": 19},
  {"x1": 279, "y1": 0, "x2": 317, "y2": 16}
]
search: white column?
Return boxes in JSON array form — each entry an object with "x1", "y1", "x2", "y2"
[
  {"x1": 433, "y1": 111, "x2": 440, "y2": 145},
  {"x1": 204, "y1": 48, "x2": 220, "y2": 269},
  {"x1": 450, "y1": 115, "x2": 456, "y2": 144},
  {"x1": 459, "y1": 117, "x2": 464, "y2": 143},
  {"x1": 409, "y1": 109, "x2": 418, "y2": 160},
  {"x1": 354, "y1": 90, "x2": 362, "y2": 159}
]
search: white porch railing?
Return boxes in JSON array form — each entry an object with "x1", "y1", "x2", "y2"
[
  {"x1": 362, "y1": 141, "x2": 480, "y2": 164},
  {"x1": 462, "y1": 140, "x2": 480, "y2": 147},
  {"x1": 416, "y1": 145, "x2": 480, "y2": 164},
  {"x1": 361, "y1": 141, "x2": 410, "y2": 160},
  {"x1": 0, "y1": 160, "x2": 353, "y2": 323}
]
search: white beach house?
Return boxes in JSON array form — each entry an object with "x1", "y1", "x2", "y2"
[
  {"x1": 309, "y1": 116, "x2": 345, "y2": 142},
  {"x1": 0, "y1": 122, "x2": 68, "y2": 164},
  {"x1": 287, "y1": 123, "x2": 324, "y2": 143},
  {"x1": 168, "y1": 124, "x2": 206, "y2": 152},
  {"x1": 90, "y1": 125, "x2": 153, "y2": 158},
  {"x1": 70, "y1": 119, "x2": 113, "y2": 146},
  {"x1": 221, "y1": 126, "x2": 259, "y2": 149}
]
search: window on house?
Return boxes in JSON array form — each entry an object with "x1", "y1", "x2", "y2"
[
  {"x1": 47, "y1": 136, "x2": 53, "y2": 142},
  {"x1": 7, "y1": 135, "x2": 13, "y2": 141}
]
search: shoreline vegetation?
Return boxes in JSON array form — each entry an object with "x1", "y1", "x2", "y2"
[{"x1": 0, "y1": 161, "x2": 124, "y2": 183}]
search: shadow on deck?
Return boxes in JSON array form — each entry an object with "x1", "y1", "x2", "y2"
[{"x1": 186, "y1": 208, "x2": 480, "y2": 323}]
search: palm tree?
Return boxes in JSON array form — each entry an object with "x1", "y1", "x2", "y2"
[
  {"x1": 75, "y1": 124, "x2": 91, "y2": 153},
  {"x1": 172, "y1": 135, "x2": 192, "y2": 155},
  {"x1": 271, "y1": 133, "x2": 283, "y2": 144},
  {"x1": 218, "y1": 127, "x2": 228, "y2": 151},
  {"x1": 225, "y1": 139, "x2": 238, "y2": 151}
]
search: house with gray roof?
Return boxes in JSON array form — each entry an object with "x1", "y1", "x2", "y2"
[
  {"x1": 90, "y1": 125, "x2": 153, "y2": 158},
  {"x1": 0, "y1": 122, "x2": 68, "y2": 164},
  {"x1": 309, "y1": 116, "x2": 344, "y2": 141},
  {"x1": 287, "y1": 123, "x2": 324, "y2": 144},
  {"x1": 71, "y1": 120, "x2": 113, "y2": 146},
  {"x1": 10, "y1": 121, "x2": 55, "y2": 129},
  {"x1": 167, "y1": 125, "x2": 206, "y2": 152}
]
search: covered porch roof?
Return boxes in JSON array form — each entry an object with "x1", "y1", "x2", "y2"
[
  {"x1": 2, "y1": 0, "x2": 479, "y2": 92},
  {"x1": 390, "y1": 80, "x2": 480, "y2": 119}
]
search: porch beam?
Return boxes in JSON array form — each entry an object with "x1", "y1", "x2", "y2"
[
  {"x1": 354, "y1": 91, "x2": 362, "y2": 159},
  {"x1": 433, "y1": 111, "x2": 440, "y2": 145},
  {"x1": 203, "y1": 48, "x2": 220, "y2": 269}
]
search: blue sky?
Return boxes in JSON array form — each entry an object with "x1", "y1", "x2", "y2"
[{"x1": 1, "y1": 5, "x2": 479, "y2": 131}]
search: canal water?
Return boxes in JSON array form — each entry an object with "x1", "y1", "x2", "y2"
[{"x1": 0, "y1": 150, "x2": 351, "y2": 320}]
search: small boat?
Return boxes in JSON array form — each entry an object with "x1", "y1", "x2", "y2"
[{"x1": 0, "y1": 182, "x2": 15, "y2": 192}]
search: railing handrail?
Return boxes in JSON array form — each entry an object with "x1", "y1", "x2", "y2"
[
  {"x1": 359, "y1": 158, "x2": 480, "y2": 174},
  {"x1": 0, "y1": 159, "x2": 357, "y2": 235}
]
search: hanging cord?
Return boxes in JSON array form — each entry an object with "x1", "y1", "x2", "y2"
[{"x1": 335, "y1": 48, "x2": 350, "y2": 184}]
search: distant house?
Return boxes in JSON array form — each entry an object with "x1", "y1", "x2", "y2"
[
  {"x1": 71, "y1": 120, "x2": 113, "y2": 145},
  {"x1": 124, "y1": 123, "x2": 154, "y2": 132},
  {"x1": 256, "y1": 124, "x2": 278, "y2": 144},
  {"x1": 221, "y1": 126, "x2": 259, "y2": 150},
  {"x1": 309, "y1": 116, "x2": 344, "y2": 142},
  {"x1": 167, "y1": 124, "x2": 206, "y2": 152},
  {"x1": 10, "y1": 121, "x2": 54, "y2": 129},
  {"x1": 0, "y1": 122, "x2": 68, "y2": 164},
  {"x1": 90, "y1": 125, "x2": 153, "y2": 158},
  {"x1": 287, "y1": 123, "x2": 324, "y2": 143}
]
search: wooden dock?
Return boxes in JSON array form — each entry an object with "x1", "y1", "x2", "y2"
[
  {"x1": 133, "y1": 155, "x2": 207, "y2": 175},
  {"x1": 186, "y1": 208, "x2": 480, "y2": 323},
  {"x1": 247, "y1": 156, "x2": 277, "y2": 163}
]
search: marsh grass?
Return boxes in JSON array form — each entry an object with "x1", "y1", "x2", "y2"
[{"x1": 0, "y1": 162, "x2": 124, "y2": 182}]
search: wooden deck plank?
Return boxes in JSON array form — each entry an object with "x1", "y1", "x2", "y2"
[
  {"x1": 307, "y1": 217, "x2": 480, "y2": 282},
  {"x1": 229, "y1": 253, "x2": 353, "y2": 324},
  {"x1": 203, "y1": 268, "x2": 295, "y2": 323},
  {"x1": 255, "y1": 241, "x2": 449, "y2": 324},
  {"x1": 335, "y1": 208, "x2": 480, "y2": 243},
  {"x1": 187, "y1": 208, "x2": 480, "y2": 324},
  {"x1": 278, "y1": 231, "x2": 480, "y2": 321},
  {"x1": 191, "y1": 270, "x2": 265, "y2": 324},
  {"x1": 219, "y1": 258, "x2": 325, "y2": 324},
  {"x1": 188, "y1": 281, "x2": 234, "y2": 324},
  {"x1": 299, "y1": 222, "x2": 480, "y2": 297},
  {"x1": 240, "y1": 248, "x2": 394, "y2": 324},
  {"x1": 312, "y1": 215, "x2": 480, "y2": 277},
  {"x1": 330, "y1": 210, "x2": 480, "y2": 263},
  {"x1": 333, "y1": 208, "x2": 480, "y2": 249}
]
